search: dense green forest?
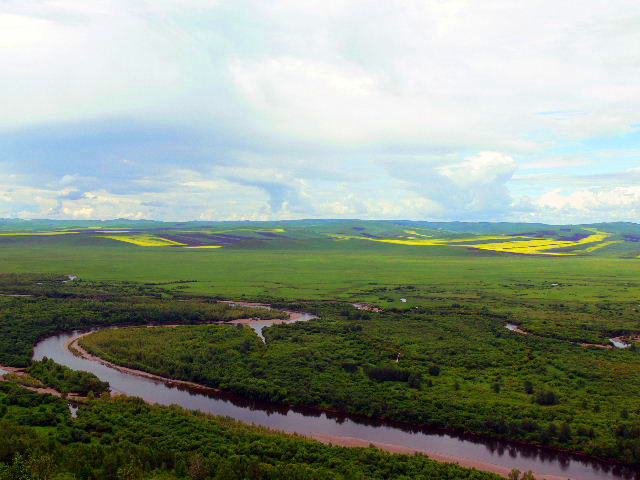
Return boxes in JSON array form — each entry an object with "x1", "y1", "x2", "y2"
[
  {"x1": 2, "y1": 271, "x2": 640, "y2": 475},
  {"x1": 80, "y1": 302, "x2": 640, "y2": 464},
  {"x1": 0, "y1": 383, "x2": 499, "y2": 480},
  {"x1": 0, "y1": 288, "x2": 287, "y2": 366},
  {"x1": 27, "y1": 358, "x2": 110, "y2": 396}
]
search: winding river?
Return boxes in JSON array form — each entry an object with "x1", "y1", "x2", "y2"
[
  {"x1": 32, "y1": 316, "x2": 640, "y2": 480},
  {"x1": 505, "y1": 323, "x2": 631, "y2": 349}
]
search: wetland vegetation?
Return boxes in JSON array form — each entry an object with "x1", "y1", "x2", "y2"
[
  {"x1": 79, "y1": 301, "x2": 640, "y2": 464},
  {"x1": 0, "y1": 291, "x2": 287, "y2": 367},
  {"x1": 1, "y1": 219, "x2": 640, "y2": 478},
  {"x1": 27, "y1": 358, "x2": 110, "y2": 396},
  {"x1": 0, "y1": 384, "x2": 499, "y2": 480}
]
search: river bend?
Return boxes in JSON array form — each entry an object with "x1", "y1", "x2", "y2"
[{"x1": 32, "y1": 319, "x2": 639, "y2": 480}]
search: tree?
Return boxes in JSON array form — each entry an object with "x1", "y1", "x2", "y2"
[
  {"x1": 524, "y1": 380, "x2": 533, "y2": 394},
  {"x1": 559, "y1": 423, "x2": 571, "y2": 442},
  {"x1": 534, "y1": 390, "x2": 558, "y2": 406},
  {"x1": 29, "y1": 454, "x2": 55, "y2": 480},
  {"x1": 188, "y1": 455, "x2": 208, "y2": 480},
  {"x1": 117, "y1": 459, "x2": 143, "y2": 480},
  {"x1": 3, "y1": 453, "x2": 30, "y2": 480},
  {"x1": 407, "y1": 372, "x2": 423, "y2": 390}
]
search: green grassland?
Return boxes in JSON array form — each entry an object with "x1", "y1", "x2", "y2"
[
  {"x1": 0, "y1": 225, "x2": 638, "y2": 303},
  {"x1": 0, "y1": 220, "x2": 638, "y2": 344}
]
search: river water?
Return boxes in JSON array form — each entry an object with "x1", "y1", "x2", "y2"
[
  {"x1": 32, "y1": 324, "x2": 639, "y2": 480},
  {"x1": 236, "y1": 312, "x2": 318, "y2": 340},
  {"x1": 610, "y1": 338, "x2": 631, "y2": 348},
  {"x1": 505, "y1": 323, "x2": 631, "y2": 349}
]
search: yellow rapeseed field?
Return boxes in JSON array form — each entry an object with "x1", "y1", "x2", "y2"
[
  {"x1": 331, "y1": 234, "x2": 533, "y2": 247},
  {"x1": 578, "y1": 240, "x2": 622, "y2": 253},
  {"x1": 98, "y1": 235, "x2": 186, "y2": 247},
  {"x1": 0, "y1": 227, "x2": 130, "y2": 236},
  {"x1": 210, "y1": 228, "x2": 286, "y2": 234},
  {"x1": 0, "y1": 231, "x2": 74, "y2": 236},
  {"x1": 331, "y1": 229, "x2": 616, "y2": 256},
  {"x1": 403, "y1": 230, "x2": 433, "y2": 237}
]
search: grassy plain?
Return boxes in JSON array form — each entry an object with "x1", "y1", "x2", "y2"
[
  {"x1": 0, "y1": 224, "x2": 640, "y2": 344},
  {"x1": 0, "y1": 235, "x2": 638, "y2": 301},
  {"x1": 0, "y1": 234, "x2": 638, "y2": 344}
]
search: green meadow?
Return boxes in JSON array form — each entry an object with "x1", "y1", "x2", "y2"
[
  {"x1": 0, "y1": 221, "x2": 638, "y2": 345},
  {"x1": 0, "y1": 231, "x2": 638, "y2": 302},
  {"x1": 0, "y1": 237, "x2": 637, "y2": 329}
]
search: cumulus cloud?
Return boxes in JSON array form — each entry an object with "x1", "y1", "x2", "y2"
[
  {"x1": 378, "y1": 151, "x2": 518, "y2": 220},
  {"x1": 0, "y1": 1, "x2": 639, "y2": 221},
  {"x1": 539, "y1": 187, "x2": 640, "y2": 212},
  {"x1": 437, "y1": 152, "x2": 516, "y2": 187}
]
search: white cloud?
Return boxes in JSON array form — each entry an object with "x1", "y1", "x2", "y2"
[
  {"x1": 538, "y1": 187, "x2": 640, "y2": 211},
  {"x1": 59, "y1": 174, "x2": 79, "y2": 185},
  {"x1": 1, "y1": 1, "x2": 640, "y2": 222},
  {"x1": 520, "y1": 157, "x2": 594, "y2": 170},
  {"x1": 3, "y1": 0, "x2": 639, "y2": 144},
  {"x1": 61, "y1": 206, "x2": 95, "y2": 218},
  {"x1": 438, "y1": 152, "x2": 516, "y2": 187}
]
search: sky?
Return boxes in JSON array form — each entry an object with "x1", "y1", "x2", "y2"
[{"x1": 1, "y1": 0, "x2": 639, "y2": 223}]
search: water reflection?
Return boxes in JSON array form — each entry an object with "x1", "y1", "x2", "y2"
[{"x1": 33, "y1": 328, "x2": 640, "y2": 480}]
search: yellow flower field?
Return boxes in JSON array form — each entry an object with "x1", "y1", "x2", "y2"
[
  {"x1": 98, "y1": 235, "x2": 186, "y2": 247},
  {"x1": 331, "y1": 228, "x2": 617, "y2": 256},
  {"x1": 577, "y1": 240, "x2": 623, "y2": 253},
  {"x1": 0, "y1": 226, "x2": 287, "y2": 248},
  {"x1": 0, "y1": 227, "x2": 130, "y2": 236},
  {"x1": 0, "y1": 231, "x2": 74, "y2": 236}
]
